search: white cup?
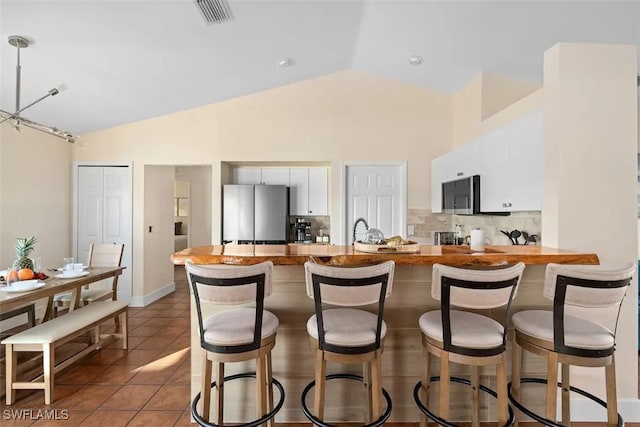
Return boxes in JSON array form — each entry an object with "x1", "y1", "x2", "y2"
[
  {"x1": 73, "y1": 263, "x2": 84, "y2": 271},
  {"x1": 470, "y1": 229, "x2": 485, "y2": 252}
]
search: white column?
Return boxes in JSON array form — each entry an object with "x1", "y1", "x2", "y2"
[{"x1": 542, "y1": 43, "x2": 638, "y2": 400}]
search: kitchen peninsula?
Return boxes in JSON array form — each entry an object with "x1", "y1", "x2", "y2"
[{"x1": 172, "y1": 245, "x2": 598, "y2": 422}]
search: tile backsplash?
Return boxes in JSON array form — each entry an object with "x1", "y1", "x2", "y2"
[{"x1": 407, "y1": 209, "x2": 541, "y2": 246}]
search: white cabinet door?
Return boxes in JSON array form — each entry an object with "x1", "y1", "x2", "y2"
[
  {"x1": 447, "y1": 140, "x2": 481, "y2": 181},
  {"x1": 289, "y1": 168, "x2": 309, "y2": 215},
  {"x1": 479, "y1": 126, "x2": 510, "y2": 212},
  {"x1": 260, "y1": 168, "x2": 290, "y2": 186},
  {"x1": 308, "y1": 167, "x2": 328, "y2": 215},
  {"x1": 507, "y1": 109, "x2": 543, "y2": 211},
  {"x1": 233, "y1": 168, "x2": 261, "y2": 184},
  {"x1": 430, "y1": 155, "x2": 448, "y2": 213}
]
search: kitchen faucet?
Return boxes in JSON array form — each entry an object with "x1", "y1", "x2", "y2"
[{"x1": 352, "y1": 217, "x2": 369, "y2": 245}]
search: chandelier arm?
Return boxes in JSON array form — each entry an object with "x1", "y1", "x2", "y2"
[{"x1": 0, "y1": 108, "x2": 78, "y2": 144}]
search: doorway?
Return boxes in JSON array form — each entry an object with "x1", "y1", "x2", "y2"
[{"x1": 343, "y1": 162, "x2": 407, "y2": 245}]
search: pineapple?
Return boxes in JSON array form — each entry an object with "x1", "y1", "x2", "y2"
[{"x1": 13, "y1": 236, "x2": 37, "y2": 270}]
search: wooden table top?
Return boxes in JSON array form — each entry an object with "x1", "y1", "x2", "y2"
[
  {"x1": 171, "y1": 245, "x2": 599, "y2": 267},
  {"x1": 0, "y1": 267, "x2": 125, "y2": 312}
]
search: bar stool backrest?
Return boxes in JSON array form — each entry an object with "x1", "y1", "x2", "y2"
[
  {"x1": 88, "y1": 243, "x2": 124, "y2": 268},
  {"x1": 541, "y1": 262, "x2": 635, "y2": 356},
  {"x1": 186, "y1": 260, "x2": 273, "y2": 353},
  {"x1": 543, "y1": 263, "x2": 635, "y2": 308},
  {"x1": 304, "y1": 261, "x2": 395, "y2": 306},
  {"x1": 431, "y1": 263, "x2": 526, "y2": 310}
]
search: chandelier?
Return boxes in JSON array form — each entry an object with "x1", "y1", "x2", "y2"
[{"x1": 0, "y1": 35, "x2": 79, "y2": 144}]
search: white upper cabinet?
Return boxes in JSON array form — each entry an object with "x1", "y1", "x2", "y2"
[
  {"x1": 308, "y1": 167, "x2": 328, "y2": 216},
  {"x1": 480, "y1": 109, "x2": 543, "y2": 212},
  {"x1": 260, "y1": 168, "x2": 290, "y2": 186},
  {"x1": 446, "y1": 139, "x2": 481, "y2": 181},
  {"x1": 430, "y1": 155, "x2": 448, "y2": 213},
  {"x1": 478, "y1": 126, "x2": 510, "y2": 212},
  {"x1": 233, "y1": 168, "x2": 262, "y2": 184},
  {"x1": 289, "y1": 167, "x2": 329, "y2": 216}
]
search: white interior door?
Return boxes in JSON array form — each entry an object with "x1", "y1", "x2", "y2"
[
  {"x1": 76, "y1": 164, "x2": 132, "y2": 303},
  {"x1": 345, "y1": 164, "x2": 406, "y2": 244}
]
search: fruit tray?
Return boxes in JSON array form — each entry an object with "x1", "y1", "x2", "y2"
[{"x1": 354, "y1": 241, "x2": 421, "y2": 254}]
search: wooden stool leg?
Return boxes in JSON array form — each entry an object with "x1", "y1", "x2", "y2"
[
  {"x1": 5, "y1": 344, "x2": 16, "y2": 405},
  {"x1": 420, "y1": 345, "x2": 431, "y2": 427},
  {"x1": 605, "y1": 355, "x2": 618, "y2": 427},
  {"x1": 201, "y1": 353, "x2": 212, "y2": 422},
  {"x1": 561, "y1": 363, "x2": 570, "y2": 425},
  {"x1": 371, "y1": 349, "x2": 383, "y2": 421},
  {"x1": 439, "y1": 350, "x2": 450, "y2": 420},
  {"x1": 496, "y1": 354, "x2": 508, "y2": 426},
  {"x1": 215, "y1": 362, "x2": 225, "y2": 425},
  {"x1": 121, "y1": 311, "x2": 128, "y2": 350},
  {"x1": 314, "y1": 349, "x2": 326, "y2": 421},
  {"x1": 43, "y1": 344, "x2": 54, "y2": 405},
  {"x1": 256, "y1": 352, "x2": 267, "y2": 425},
  {"x1": 511, "y1": 337, "x2": 522, "y2": 427},
  {"x1": 363, "y1": 361, "x2": 373, "y2": 423},
  {"x1": 471, "y1": 365, "x2": 480, "y2": 427},
  {"x1": 545, "y1": 352, "x2": 559, "y2": 423}
]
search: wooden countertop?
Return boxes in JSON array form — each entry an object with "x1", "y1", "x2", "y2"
[{"x1": 171, "y1": 244, "x2": 599, "y2": 266}]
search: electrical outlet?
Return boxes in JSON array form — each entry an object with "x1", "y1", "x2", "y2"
[{"x1": 407, "y1": 225, "x2": 415, "y2": 236}]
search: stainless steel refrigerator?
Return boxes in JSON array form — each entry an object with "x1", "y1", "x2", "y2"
[{"x1": 222, "y1": 185, "x2": 288, "y2": 244}]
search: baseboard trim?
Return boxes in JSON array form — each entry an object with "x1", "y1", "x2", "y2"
[{"x1": 129, "y1": 282, "x2": 176, "y2": 307}]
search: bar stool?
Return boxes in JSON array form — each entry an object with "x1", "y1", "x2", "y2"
[
  {"x1": 301, "y1": 260, "x2": 395, "y2": 427},
  {"x1": 186, "y1": 260, "x2": 285, "y2": 427},
  {"x1": 414, "y1": 262, "x2": 526, "y2": 427},
  {"x1": 508, "y1": 263, "x2": 635, "y2": 427}
]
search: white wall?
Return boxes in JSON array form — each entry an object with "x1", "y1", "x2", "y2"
[
  {"x1": 0, "y1": 126, "x2": 72, "y2": 270},
  {"x1": 140, "y1": 165, "x2": 175, "y2": 305}
]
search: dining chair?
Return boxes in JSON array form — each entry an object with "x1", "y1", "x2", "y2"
[{"x1": 52, "y1": 243, "x2": 125, "y2": 315}]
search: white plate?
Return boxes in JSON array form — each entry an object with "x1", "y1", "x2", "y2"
[
  {"x1": 56, "y1": 265, "x2": 88, "y2": 272},
  {"x1": 2, "y1": 280, "x2": 46, "y2": 292},
  {"x1": 55, "y1": 271, "x2": 90, "y2": 279}
]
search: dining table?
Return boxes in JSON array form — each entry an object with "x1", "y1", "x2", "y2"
[{"x1": 0, "y1": 266, "x2": 126, "y2": 322}]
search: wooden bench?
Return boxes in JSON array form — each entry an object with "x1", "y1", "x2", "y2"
[{"x1": 2, "y1": 300, "x2": 128, "y2": 405}]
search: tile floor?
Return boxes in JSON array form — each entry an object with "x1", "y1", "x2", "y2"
[{"x1": 1, "y1": 267, "x2": 192, "y2": 427}]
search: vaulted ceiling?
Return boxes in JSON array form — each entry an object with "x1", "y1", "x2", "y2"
[{"x1": 1, "y1": 0, "x2": 638, "y2": 136}]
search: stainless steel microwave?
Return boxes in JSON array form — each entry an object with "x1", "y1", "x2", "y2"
[
  {"x1": 442, "y1": 175, "x2": 509, "y2": 216},
  {"x1": 442, "y1": 175, "x2": 480, "y2": 215}
]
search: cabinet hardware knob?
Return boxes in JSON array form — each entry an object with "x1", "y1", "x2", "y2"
[{"x1": 457, "y1": 172, "x2": 463, "y2": 176}]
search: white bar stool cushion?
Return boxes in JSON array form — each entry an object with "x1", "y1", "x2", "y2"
[
  {"x1": 306, "y1": 308, "x2": 387, "y2": 347},
  {"x1": 419, "y1": 310, "x2": 504, "y2": 349},
  {"x1": 203, "y1": 308, "x2": 279, "y2": 346},
  {"x1": 512, "y1": 309, "x2": 614, "y2": 350}
]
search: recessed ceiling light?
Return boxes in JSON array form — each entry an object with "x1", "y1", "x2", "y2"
[
  {"x1": 409, "y1": 55, "x2": 423, "y2": 66},
  {"x1": 278, "y1": 58, "x2": 294, "y2": 68}
]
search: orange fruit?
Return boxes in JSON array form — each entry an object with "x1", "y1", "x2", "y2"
[
  {"x1": 6, "y1": 269, "x2": 18, "y2": 282},
  {"x1": 18, "y1": 268, "x2": 34, "y2": 281}
]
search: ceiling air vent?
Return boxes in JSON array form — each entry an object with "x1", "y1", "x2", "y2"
[{"x1": 195, "y1": 0, "x2": 233, "y2": 24}]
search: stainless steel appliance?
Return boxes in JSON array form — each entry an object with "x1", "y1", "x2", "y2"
[
  {"x1": 223, "y1": 185, "x2": 288, "y2": 244},
  {"x1": 441, "y1": 175, "x2": 509, "y2": 216},
  {"x1": 434, "y1": 231, "x2": 457, "y2": 245},
  {"x1": 293, "y1": 218, "x2": 312, "y2": 243}
]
